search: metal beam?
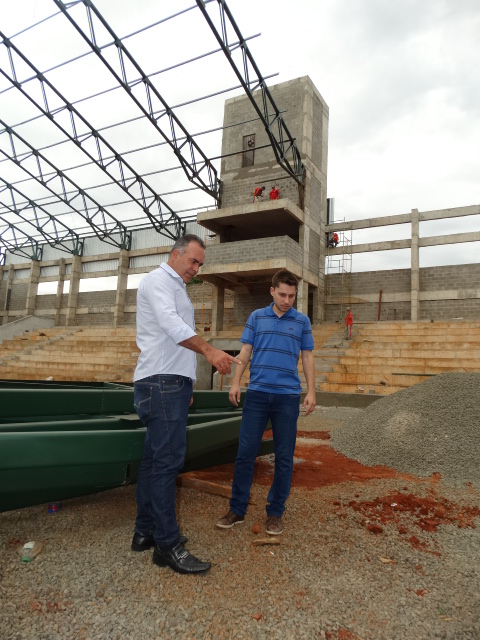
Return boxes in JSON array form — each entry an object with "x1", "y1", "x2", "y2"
[
  {"x1": 0, "y1": 220, "x2": 44, "y2": 261},
  {"x1": 0, "y1": 120, "x2": 132, "y2": 251},
  {"x1": 53, "y1": 0, "x2": 221, "y2": 202},
  {"x1": 0, "y1": 31, "x2": 184, "y2": 241},
  {"x1": 196, "y1": 0, "x2": 305, "y2": 187},
  {"x1": 0, "y1": 178, "x2": 84, "y2": 256}
]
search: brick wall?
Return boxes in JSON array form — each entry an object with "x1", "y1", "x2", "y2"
[
  {"x1": 36, "y1": 294, "x2": 57, "y2": 310},
  {"x1": 205, "y1": 236, "x2": 303, "y2": 266},
  {"x1": 0, "y1": 281, "x2": 7, "y2": 309},
  {"x1": 220, "y1": 77, "x2": 324, "y2": 211},
  {"x1": 76, "y1": 291, "x2": 116, "y2": 325},
  {"x1": 230, "y1": 284, "x2": 272, "y2": 326},
  {"x1": 8, "y1": 283, "x2": 28, "y2": 311},
  {"x1": 326, "y1": 264, "x2": 480, "y2": 322},
  {"x1": 2, "y1": 261, "x2": 479, "y2": 327}
]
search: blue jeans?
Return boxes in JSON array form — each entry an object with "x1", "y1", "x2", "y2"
[
  {"x1": 230, "y1": 390, "x2": 300, "y2": 518},
  {"x1": 134, "y1": 374, "x2": 192, "y2": 548}
]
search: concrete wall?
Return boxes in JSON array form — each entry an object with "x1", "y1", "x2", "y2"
[
  {"x1": 3, "y1": 256, "x2": 480, "y2": 328},
  {"x1": 326, "y1": 263, "x2": 480, "y2": 323},
  {"x1": 205, "y1": 236, "x2": 303, "y2": 267},
  {"x1": 220, "y1": 79, "x2": 305, "y2": 209}
]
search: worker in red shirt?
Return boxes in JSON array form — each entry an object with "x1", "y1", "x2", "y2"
[
  {"x1": 327, "y1": 232, "x2": 339, "y2": 247},
  {"x1": 345, "y1": 307, "x2": 353, "y2": 340},
  {"x1": 269, "y1": 185, "x2": 280, "y2": 200},
  {"x1": 253, "y1": 186, "x2": 265, "y2": 203}
]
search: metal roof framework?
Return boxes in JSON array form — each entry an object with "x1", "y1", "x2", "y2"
[{"x1": 0, "y1": 0, "x2": 305, "y2": 265}]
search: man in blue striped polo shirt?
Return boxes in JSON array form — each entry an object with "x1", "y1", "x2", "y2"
[{"x1": 216, "y1": 269, "x2": 316, "y2": 535}]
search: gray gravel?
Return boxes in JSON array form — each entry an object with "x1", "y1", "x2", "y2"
[
  {"x1": 1, "y1": 403, "x2": 479, "y2": 639},
  {"x1": 330, "y1": 373, "x2": 480, "y2": 489}
]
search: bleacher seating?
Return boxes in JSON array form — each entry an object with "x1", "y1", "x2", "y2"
[{"x1": 1, "y1": 321, "x2": 479, "y2": 394}]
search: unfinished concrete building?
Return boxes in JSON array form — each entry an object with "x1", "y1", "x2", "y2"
[{"x1": 197, "y1": 76, "x2": 329, "y2": 330}]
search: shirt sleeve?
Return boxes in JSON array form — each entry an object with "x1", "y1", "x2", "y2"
[
  {"x1": 240, "y1": 311, "x2": 256, "y2": 345},
  {"x1": 141, "y1": 272, "x2": 196, "y2": 345},
  {"x1": 300, "y1": 316, "x2": 315, "y2": 351}
]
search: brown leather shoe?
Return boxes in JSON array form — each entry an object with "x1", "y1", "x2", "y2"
[
  {"x1": 266, "y1": 516, "x2": 283, "y2": 535},
  {"x1": 216, "y1": 510, "x2": 245, "y2": 529}
]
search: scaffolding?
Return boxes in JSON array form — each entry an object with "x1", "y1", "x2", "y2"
[{"x1": 325, "y1": 224, "x2": 353, "y2": 323}]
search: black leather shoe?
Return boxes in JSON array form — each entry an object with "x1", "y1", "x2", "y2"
[
  {"x1": 152, "y1": 542, "x2": 211, "y2": 574},
  {"x1": 131, "y1": 532, "x2": 187, "y2": 552}
]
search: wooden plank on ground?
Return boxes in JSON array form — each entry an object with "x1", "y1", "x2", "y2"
[{"x1": 176, "y1": 476, "x2": 232, "y2": 499}]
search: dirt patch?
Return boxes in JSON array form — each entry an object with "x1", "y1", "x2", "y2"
[
  {"x1": 186, "y1": 437, "x2": 411, "y2": 489},
  {"x1": 185, "y1": 417, "x2": 480, "y2": 560},
  {"x1": 296, "y1": 429, "x2": 330, "y2": 440}
]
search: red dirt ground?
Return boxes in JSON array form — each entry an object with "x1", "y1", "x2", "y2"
[{"x1": 183, "y1": 434, "x2": 480, "y2": 556}]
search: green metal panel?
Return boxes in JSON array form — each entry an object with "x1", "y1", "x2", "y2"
[
  {"x1": 0, "y1": 384, "x2": 274, "y2": 513},
  {"x1": 0, "y1": 387, "x2": 242, "y2": 420},
  {"x1": 0, "y1": 411, "x2": 243, "y2": 432},
  {"x1": 0, "y1": 416, "x2": 276, "y2": 512}
]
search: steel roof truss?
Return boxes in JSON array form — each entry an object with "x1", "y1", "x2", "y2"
[
  {"x1": 0, "y1": 32, "x2": 183, "y2": 242},
  {"x1": 196, "y1": 0, "x2": 305, "y2": 186},
  {"x1": 0, "y1": 121, "x2": 132, "y2": 251},
  {"x1": 52, "y1": 0, "x2": 221, "y2": 202},
  {"x1": 0, "y1": 179, "x2": 84, "y2": 256}
]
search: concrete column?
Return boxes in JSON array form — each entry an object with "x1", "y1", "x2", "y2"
[
  {"x1": 311, "y1": 286, "x2": 319, "y2": 324},
  {"x1": 411, "y1": 208, "x2": 419, "y2": 322},
  {"x1": 66, "y1": 255, "x2": 81, "y2": 327},
  {"x1": 2, "y1": 265, "x2": 14, "y2": 325},
  {"x1": 211, "y1": 283, "x2": 225, "y2": 333},
  {"x1": 55, "y1": 259, "x2": 66, "y2": 326},
  {"x1": 114, "y1": 249, "x2": 129, "y2": 328},
  {"x1": 25, "y1": 261, "x2": 40, "y2": 317},
  {"x1": 297, "y1": 279, "x2": 309, "y2": 315}
]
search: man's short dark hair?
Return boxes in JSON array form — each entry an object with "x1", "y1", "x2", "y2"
[
  {"x1": 272, "y1": 269, "x2": 298, "y2": 290},
  {"x1": 170, "y1": 233, "x2": 205, "y2": 256}
]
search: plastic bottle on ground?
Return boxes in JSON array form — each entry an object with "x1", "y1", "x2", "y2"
[{"x1": 20, "y1": 541, "x2": 43, "y2": 562}]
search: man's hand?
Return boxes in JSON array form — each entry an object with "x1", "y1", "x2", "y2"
[
  {"x1": 229, "y1": 381, "x2": 242, "y2": 407},
  {"x1": 179, "y1": 336, "x2": 241, "y2": 375},
  {"x1": 302, "y1": 391, "x2": 316, "y2": 416},
  {"x1": 206, "y1": 347, "x2": 241, "y2": 376}
]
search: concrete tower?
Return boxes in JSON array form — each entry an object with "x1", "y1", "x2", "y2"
[{"x1": 198, "y1": 76, "x2": 329, "y2": 329}]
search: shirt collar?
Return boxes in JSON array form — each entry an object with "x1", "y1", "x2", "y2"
[
  {"x1": 160, "y1": 262, "x2": 186, "y2": 286},
  {"x1": 267, "y1": 302, "x2": 296, "y2": 318}
]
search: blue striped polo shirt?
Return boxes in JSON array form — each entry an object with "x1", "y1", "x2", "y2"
[{"x1": 241, "y1": 302, "x2": 314, "y2": 395}]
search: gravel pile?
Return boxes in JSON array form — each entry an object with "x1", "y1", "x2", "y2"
[{"x1": 330, "y1": 372, "x2": 480, "y2": 488}]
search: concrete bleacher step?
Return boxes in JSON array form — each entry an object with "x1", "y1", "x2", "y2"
[
  {"x1": 317, "y1": 320, "x2": 480, "y2": 394},
  {"x1": 2, "y1": 320, "x2": 479, "y2": 392},
  {"x1": 0, "y1": 326, "x2": 139, "y2": 383}
]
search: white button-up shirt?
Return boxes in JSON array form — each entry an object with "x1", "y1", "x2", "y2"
[{"x1": 134, "y1": 263, "x2": 197, "y2": 382}]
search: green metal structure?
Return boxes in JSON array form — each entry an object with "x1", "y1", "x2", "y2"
[{"x1": 0, "y1": 383, "x2": 273, "y2": 512}]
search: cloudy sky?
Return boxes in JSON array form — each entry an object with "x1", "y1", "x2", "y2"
[{"x1": 2, "y1": 0, "x2": 479, "y2": 277}]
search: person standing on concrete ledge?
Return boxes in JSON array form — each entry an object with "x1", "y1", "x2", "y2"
[
  {"x1": 345, "y1": 306, "x2": 353, "y2": 340},
  {"x1": 133, "y1": 233, "x2": 241, "y2": 575},
  {"x1": 253, "y1": 185, "x2": 265, "y2": 202},
  {"x1": 269, "y1": 185, "x2": 280, "y2": 200},
  {"x1": 216, "y1": 269, "x2": 316, "y2": 536}
]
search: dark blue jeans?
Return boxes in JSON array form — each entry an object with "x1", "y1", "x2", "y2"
[
  {"x1": 134, "y1": 374, "x2": 192, "y2": 548},
  {"x1": 230, "y1": 390, "x2": 300, "y2": 518}
]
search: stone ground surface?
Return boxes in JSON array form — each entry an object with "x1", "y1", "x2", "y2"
[{"x1": 1, "y1": 405, "x2": 479, "y2": 640}]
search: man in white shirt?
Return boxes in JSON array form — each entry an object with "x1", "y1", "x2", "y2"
[{"x1": 132, "y1": 234, "x2": 240, "y2": 574}]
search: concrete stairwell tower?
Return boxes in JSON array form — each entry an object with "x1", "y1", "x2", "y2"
[{"x1": 197, "y1": 76, "x2": 329, "y2": 330}]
